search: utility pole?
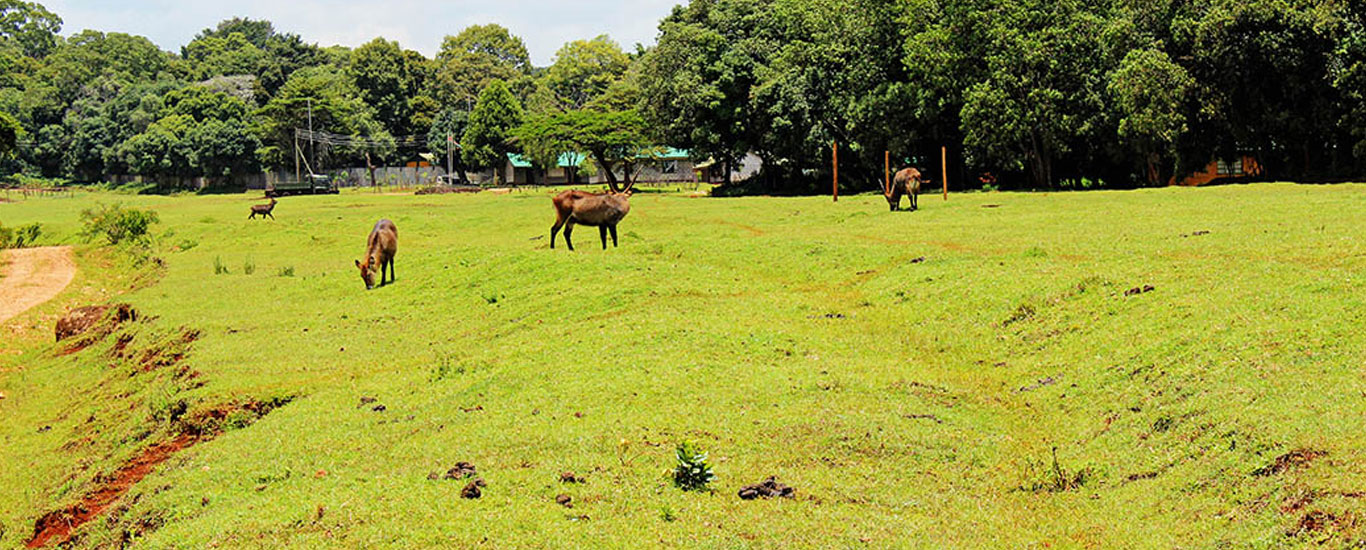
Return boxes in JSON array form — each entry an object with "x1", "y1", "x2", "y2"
[
  {"x1": 306, "y1": 98, "x2": 314, "y2": 175},
  {"x1": 294, "y1": 132, "x2": 301, "y2": 183},
  {"x1": 447, "y1": 132, "x2": 454, "y2": 185}
]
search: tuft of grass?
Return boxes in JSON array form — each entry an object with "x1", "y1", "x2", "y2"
[
  {"x1": 242, "y1": 258, "x2": 255, "y2": 275},
  {"x1": 276, "y1": 266, "x2": 295, "y2": 277},
  {"x1": 212, "y1": 256, "x2": 229, "y2": 275}
]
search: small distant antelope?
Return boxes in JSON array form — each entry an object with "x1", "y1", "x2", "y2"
[
  {"x1": 355, "y1": 219, "x2": 397, "y2": 290},
  {"x1": 249, "y1": 198, "x2": 278, "y2": 219},
  {"x1": 550, "y1": 190, "x2": 631, "y2": 251},
  {"x1": 886, "y1": 168, "x2": 926, "y2": 211}
]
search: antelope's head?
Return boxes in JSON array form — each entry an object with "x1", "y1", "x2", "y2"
[{"x1": 355, "y1": 257, "x2": 377, "y2": 290}]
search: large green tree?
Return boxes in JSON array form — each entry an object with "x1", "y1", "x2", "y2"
[
  {"x1": 461, "y1": 79, "x2": 522, "y2": 183},
  {"x1": 436, "y1": 24, "x2": 532, "y2": 109},
  {"x1": 543, "y1": 35, "x2": 630, "y2": 110},
  {"x1": 347, "y1": 38, "x2": 436, "y2": 137},
  {"x1": 256, "y1": 66, "x2": 390, "y2": 170},
  {"x1": 0, "y1": 0, "x2": 60, "y2": 58}
]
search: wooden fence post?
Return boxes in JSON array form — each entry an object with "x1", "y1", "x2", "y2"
[
  {"x1": 941, "y1": 146, "x2": 948, "y2": 201},
  {"x1": 832, "y1": 141, "x2": 839, "y2": 202}
]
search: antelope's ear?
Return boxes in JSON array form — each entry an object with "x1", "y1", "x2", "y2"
[{"x1": 354, "y1": 259, "x2": 361, "y2": 267}]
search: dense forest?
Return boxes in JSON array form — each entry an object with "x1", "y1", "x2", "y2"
[{"x1": 0, "y1": 0, "x2": 1364, "y2": 192}]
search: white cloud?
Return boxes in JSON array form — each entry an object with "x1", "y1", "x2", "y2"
[{"x1": 42, "y1": 0, "x2": 678, "y2": 64}]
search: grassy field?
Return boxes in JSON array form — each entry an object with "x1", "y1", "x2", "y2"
[{"x1": 1, "y1": 183, "x2": 1364, "y2": 548}]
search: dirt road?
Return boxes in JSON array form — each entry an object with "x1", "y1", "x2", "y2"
[{"x1": 0, "y1": 246, "x2": 76, "y2": 325}]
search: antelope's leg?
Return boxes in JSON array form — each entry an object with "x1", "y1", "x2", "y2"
[
  {"x1": 564, "y1": 221, "x2": 576, "y2": 251},
  {"x1": 609, "y1": 225, "x2": 618, "y2": 247},
  {"x1": 599, "y1": 226, "x2": 608, "y2": 250},
  {"x1": 550, "y1": 218, "x2": 564, "y2": 248}
]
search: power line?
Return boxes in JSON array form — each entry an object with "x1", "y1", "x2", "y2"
[{"x1": 294, "y1": 128, "x2": 432, "y2": 149}]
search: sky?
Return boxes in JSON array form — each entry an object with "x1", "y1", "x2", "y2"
[{"x1": 42, "y1": 0, "x2": 683, "y2": 65}]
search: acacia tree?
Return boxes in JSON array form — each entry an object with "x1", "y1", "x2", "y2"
[
  {"x1": 516, "y1": 107, "x2": 647, "y2": 193},
  {"x1": 461, "y1": 79, "x2": 522, "y2": 183}
]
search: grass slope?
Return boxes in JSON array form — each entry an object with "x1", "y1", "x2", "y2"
[{"x1": 1, "y1": 183, "x2": 1364, "y2": 548}]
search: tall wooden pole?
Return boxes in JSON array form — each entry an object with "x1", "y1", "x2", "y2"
[
  {"x1": 832, "y1": 141, "x2": 839, "y2": 202},
  {"x1": 941, "y1": 146, "x2": 948, "y2": 200},
  {"x1": 884, "y1": 150, "x2": 890, "y2": 195},
  {"x1": 446, "y1": 132, "x2": 454, "y2": 184}
]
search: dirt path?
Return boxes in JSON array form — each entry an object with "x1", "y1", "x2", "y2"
[{"x1": 0, "y1": 246, "x2": 76, "y2": 325}]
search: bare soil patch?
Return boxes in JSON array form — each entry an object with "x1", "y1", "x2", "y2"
[{"x1": 0, "y1": 246, "x2": 76, "y2": 325}]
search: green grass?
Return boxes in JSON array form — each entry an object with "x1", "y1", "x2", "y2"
[{"x1": 1, "y1": 183, "x2": 1364, "y2": 548}]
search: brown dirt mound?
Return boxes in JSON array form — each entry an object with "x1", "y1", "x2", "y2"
[
  {"x1": 26, "y1": 434, "x2": 197, "y2": 548},
  {"x1": 26, "y1": 397, "x2": 292, "y2": 547},
  {"x1": 1253, "y1": 449, "x2": 1327, "y2": 477},
  {"x1": 55, "y1": 304, "x2": 137, "y2": 354},
  {"x1": 415, "y1": 185, "x2": 482, "y2": 195}
]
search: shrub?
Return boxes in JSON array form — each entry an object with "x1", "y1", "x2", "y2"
[
  {"x1": 80, "y1": 203, "x2": 160, "y2": 245},
  {"x1": 0, "y1": 222, "x2": 41, "y2": 249},
  {"x1": 672, "y1": 441, "x2": 715, "y2": 492}
]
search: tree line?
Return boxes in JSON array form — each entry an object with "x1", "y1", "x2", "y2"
[{"x1": 1, "y1": 0, "x2": 1364, "y2": 192}]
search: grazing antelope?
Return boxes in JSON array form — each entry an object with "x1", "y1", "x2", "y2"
[
  {"x1": 248, "y1": 198, "x2": 278, "y2": 219},
  {"x1": 550, "y1": 190, "x2": 631, "y2": 251},
  {"x1": 355, "y1": 219, "x2": 397, "y2": 290},
  {"x1": 886, "y1": 168, "x2": 926, "y2": 211}
]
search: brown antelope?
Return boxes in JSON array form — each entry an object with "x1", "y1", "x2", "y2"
[
  {"x1": 249, "y1": 198, "x2": 278, "y2": 219},
  {"x1": 355, "y1": 219, "x2": 397, "y2": 290},
  {"x1": 550, "y1": 190, "x2": 630, "y2": 251},
  {"x1": 886, "y1": 168, "x2": 926, "y2": 211}
]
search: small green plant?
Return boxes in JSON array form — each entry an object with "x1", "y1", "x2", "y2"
[
  {"x1": 80, "y1": 203, "x2": 159, "y2": 245},
  {"x1": 672, "y1": 441, "x2": 715, "y2": 492},
  {"x1": 428, "y1": 351, "x2": 464, "y2": 381},
  {"x1": 213, "y1": 256, "x2": 229, "y2": 275},
  {"x1": 176, "y1": 238, "x2": 198, "y2": 251},
  {"x1": 1022, "y1": 447, "x2": 1093, "y2": 493},
  {"x1": 659, "y1": 506, "x2": 677, "y2": 522},
  {"x1": 243, "y1": 258, "x2": 255, "y2": 275},
  {"x1": 277, "y1": 266, "x2": 295, "y2": 277}
]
